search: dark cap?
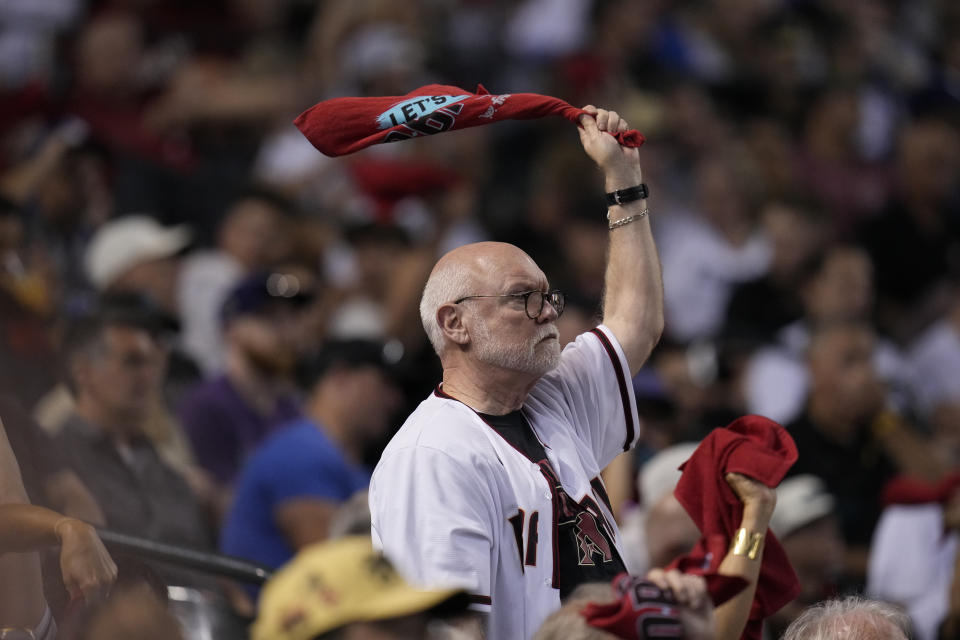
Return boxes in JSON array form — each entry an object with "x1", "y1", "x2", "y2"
[
  {"x1": 298, "y1": 338, "x2": 400, "y2": 389},
  {"x1": 221, "y1": 272, "x2": 315, "y2": 324},
  {"x1": 98, "y1": 290, "x2": 180, "y2": 335}
]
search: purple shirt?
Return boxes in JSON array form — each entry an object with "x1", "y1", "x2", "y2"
[{"x1": 178, "y1": 375, "x2": 301, "y2": 485}]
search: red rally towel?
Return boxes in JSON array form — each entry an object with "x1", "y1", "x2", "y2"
[
  {"x1": 667, "y1": 415, "x2": 801, "y2": 640},
  {"x1": 349, "y1": 158, "x2": 462, "y2": 220},
  {"x1": 582, "y1": 572, "x2": 749, "y2": 639},
  {"x1": 882, "y1": 472, "x2": 960, "y2": 506},
  {"x1": 294, "y1": 84, "x2": 645, "y2": 157}
]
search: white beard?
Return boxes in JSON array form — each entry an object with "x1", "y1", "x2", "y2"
[{"x1": 471, "y1": 317, "x2": 561, "y2": 377}]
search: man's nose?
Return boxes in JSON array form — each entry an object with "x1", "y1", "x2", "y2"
[{"x1": 538, "y1": 299, "x2": 559, "y2": 323}]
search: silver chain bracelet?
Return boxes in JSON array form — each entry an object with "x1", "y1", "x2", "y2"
[{"x1": 607, "y1": 208, "x2": 649, "y2": 230}]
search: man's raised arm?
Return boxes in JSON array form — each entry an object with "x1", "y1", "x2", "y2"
[{"x1": 577, "y1": 106, "x2": 664, "y2": 375}]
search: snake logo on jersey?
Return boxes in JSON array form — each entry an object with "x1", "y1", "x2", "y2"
[
  {"x1": 574, "y1": 511, "x2": 612, "y2": 565},
  {"x1": 537, "y1": 460, "x2": 625, "y2": 595}
]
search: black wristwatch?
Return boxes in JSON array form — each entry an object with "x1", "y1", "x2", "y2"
[{"x1": 606, "y1": 184, "x2": 649, "y2": 207}]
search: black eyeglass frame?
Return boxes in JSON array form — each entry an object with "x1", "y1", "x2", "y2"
[{"x1": 453, "y1": 289, "x2": 565, "y2": 319}]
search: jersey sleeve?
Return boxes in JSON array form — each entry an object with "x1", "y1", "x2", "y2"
[
  {"x1": 530, "y1": 324, "x2": 640, "y2": 469},
  {"x1": 370, "y1": 444, "x2": 497, "y2": 612}
]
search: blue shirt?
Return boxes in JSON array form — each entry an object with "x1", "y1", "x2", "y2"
[{"x1": 220, "y1": 419, "x2": 370, "y2": 570}]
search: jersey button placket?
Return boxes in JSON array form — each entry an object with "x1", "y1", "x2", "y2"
[{"x1": 532, "y1": 463, "x2": 551, "y2": 499}]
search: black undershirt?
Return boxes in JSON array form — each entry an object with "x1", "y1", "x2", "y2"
[{"x1": 479, "y1": 410, "x2": 626, "y2": 599}]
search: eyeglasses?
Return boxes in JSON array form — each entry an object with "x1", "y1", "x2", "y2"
[{"x1": 454, "y1": 290, "x2": 565, "y2": 319}]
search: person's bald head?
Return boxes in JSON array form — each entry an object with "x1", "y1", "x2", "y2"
[{"x1": 419, "y1": 242, "x2": 545, "y2": 356}]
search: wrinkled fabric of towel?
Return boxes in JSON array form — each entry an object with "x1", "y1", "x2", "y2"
[
  {"x1": 667, "y1": 415, "x2": 801, "y2": 640},
  {"x1": 294, "y1": 84, "x2": 645, "y2": 157}
]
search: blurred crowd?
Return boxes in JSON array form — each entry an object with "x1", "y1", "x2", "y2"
[{"x1": 1, "y1": 0, "x2": 960, "y2": 638}]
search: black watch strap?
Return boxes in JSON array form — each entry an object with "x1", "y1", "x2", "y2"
[{"x1": 606, "y1": 184, "x2": 649, "y2": 207}]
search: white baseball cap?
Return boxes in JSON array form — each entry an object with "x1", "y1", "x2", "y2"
[
  {"x1": 84, "y1": 215, "x2": 191, "y2": 290},
  {"x1": 770, "y1": 475, "x2": 836, "y2": 539},
  {"x1": 637, "y1": 442, "x2": 700, "y2": 508}
]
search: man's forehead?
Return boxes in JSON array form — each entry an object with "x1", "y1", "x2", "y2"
[
  {"x1": 477, "y1": 257, "x2": 547, "y2": 289},
  {"x1": 487, "y1": 248, "x2": 541, "y2": 275},
  {"x1": 500, "y1": 271, "x2": 548, "y2": 289}
]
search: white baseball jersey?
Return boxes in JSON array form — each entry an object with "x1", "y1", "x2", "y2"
[{"x1": 369, "y1": 325, "x2": 641, "y2": 640}]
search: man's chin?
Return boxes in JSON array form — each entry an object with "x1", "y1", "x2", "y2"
[{"x1": 534, "y1": 347, "x2": 561, "y2": 376}]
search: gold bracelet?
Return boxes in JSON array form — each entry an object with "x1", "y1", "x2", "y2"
[
  {"x1": 607, "y1": 208, "x2": 649, "y2": 230},
  {"x1": 729, "y1": 527, "x2": 764, "y2": 560}
]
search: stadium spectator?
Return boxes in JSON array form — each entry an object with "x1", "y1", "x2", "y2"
[
  {"x1": 178, "y1": 272, "x2": 311, "y2": 491},
  {"x1": 659, "y1": 155, "x2": 770, "y2": 343},
  {"x1": 858, "y1": 117, "x2": 960, "y2": 343},
  {"x1": 54, "y1": 303, "x2": 214, "y2": 555},
  {"x1": 722, "y1": 199, "x2": 825, "y2": 347},
  {"x1": 781, "y1": 596, "x2": 910, "y2": 640},
  {"x1": 867, "y1": 476, "x2": 960, "y2": 640},
  {"x1": 786, "y1": 320, "x2": 942, "y2": 583},
  {"x1": 326, "y1": 223, "x2": 415, "y2": 341},
  {"x1": 743, "y1": 245, "x2": 908, "y2": 425},
  {"x1": 252, "y1": 536, "x2": 469, "y2": 640},
  {"x1": 0, "y1": 412, "x2": 116, "y2": 638},
  {"x1": 83, "y1": 215, "x2": 191, "y2": 317},
  {"x1": 0, "y1": 1, "x2": 959, "y2": 637},
  {"x1": 178, "y1": 186, "x2": 296, "y2": 374},
  {"x1": 221, "y1": 339, "x2": 400, "y2": 570},
  {"x1": 34, "y1": 291, "x2": 201, "y2": 482}
]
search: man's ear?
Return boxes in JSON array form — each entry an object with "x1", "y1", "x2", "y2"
[{"x1": 437, "y1": 303, "x2": 470, "y2": 346}]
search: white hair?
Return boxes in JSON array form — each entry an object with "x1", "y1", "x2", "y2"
[
  {"x1": 419, "y1": 260, "x2": 475, "y2": 357},
  {"x1": 532, "y1": 583, "x2": 615, "y2": 640},
  {"x1": 781, "y1": 596, "x2": 911, "y2": 640}
]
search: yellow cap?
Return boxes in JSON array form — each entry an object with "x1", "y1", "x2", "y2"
[{"x1": 252, "y1": 536, "x2": 467, "y2": 640}]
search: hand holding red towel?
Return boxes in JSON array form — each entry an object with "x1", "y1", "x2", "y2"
[
  {"x1": 668, "y1": 415, "x2": 801, "y2": 640},
  {"x1": 294, "y1": 84, "x2": 645, "y2": 157}
]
